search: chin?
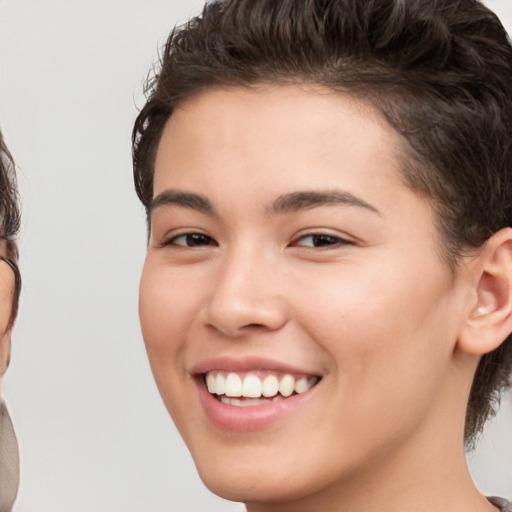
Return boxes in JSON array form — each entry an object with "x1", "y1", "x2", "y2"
[
  {"x1": 189, "y1": 440, "x2": 338, "y2": 506},
  {"x1": 197, "y1": 464, "x2": 310, "y2": 504}
]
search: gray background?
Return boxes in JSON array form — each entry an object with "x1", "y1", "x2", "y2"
[{"x1": 0, "y1": 1, "x2": 510, "y2": 510}]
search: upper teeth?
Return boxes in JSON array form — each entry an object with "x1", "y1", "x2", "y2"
[{"x1": 205, "y1": 371, "x2": 318, "y2": 398}]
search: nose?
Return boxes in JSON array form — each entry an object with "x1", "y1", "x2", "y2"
[{"x1": 201, "y1": 248, "x2": 289, "y2": 338}]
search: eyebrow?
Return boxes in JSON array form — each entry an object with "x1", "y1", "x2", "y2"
[
  {"x1": 148, "y1": 188, "x2": 380, "y2": 218},
  {"x1": 268, "y1": 190, "x2": 380, "y2": 215},
  {"x1": 149, "y1": 190, "x2": 216, "y2": 216}
]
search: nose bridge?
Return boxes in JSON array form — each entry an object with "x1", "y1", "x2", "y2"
[{"x1": 203, "y1": 239, "x2": 287, "y2": 336}]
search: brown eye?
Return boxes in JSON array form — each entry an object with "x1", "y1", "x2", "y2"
[
  {"x1": 168, "y1": 233, "x2": 215, "y2": 247},
  {"x1": 294, "y1": 234, "x2": 348, "y2": 248}
]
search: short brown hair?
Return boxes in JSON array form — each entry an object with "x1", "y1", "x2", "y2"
[{"x1": 132, "y1": 0, "x2": 512, "y2": 445}]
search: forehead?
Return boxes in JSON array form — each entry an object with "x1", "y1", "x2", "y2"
[{"x1": 154, "y1": 85, "x2": 408, "y2": 196}]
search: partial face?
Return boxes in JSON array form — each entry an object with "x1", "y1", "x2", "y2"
[
  {"x1": 0, "y1": 242, "x2": 15, "y2": 380},
  {"x1": 139, "y1": 86, "x2": 472, "y2": 506}
]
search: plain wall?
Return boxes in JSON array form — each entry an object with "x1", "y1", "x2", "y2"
[{"x1": 0, "y1": 1, "x2": 510, "y2": 510}]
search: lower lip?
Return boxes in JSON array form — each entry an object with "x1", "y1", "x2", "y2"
[{"x1": 195, "y1": 378, "x2": 316, "y2": 432}]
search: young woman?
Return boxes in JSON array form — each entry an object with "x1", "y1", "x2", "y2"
[
  {"x1": 132, "y1": 1, "x2": 512, "y2": 510},
  {"x1": 0, "y1": 129, "x2": 21, "y2": 512}
]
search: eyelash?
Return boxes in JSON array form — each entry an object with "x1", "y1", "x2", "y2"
[
  {"x1": 162, "y1": 232, "x2": 352, "y2": 249},
  {"x1": 163, "y1": 232, "x2": 217, "y2": 248},
  {"x1": 291, "y1": 233, "x2": 353, "y2": 248}
]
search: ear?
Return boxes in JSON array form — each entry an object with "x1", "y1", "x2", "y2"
[{"x1": 458, "y1": 228, "x2": 512, "y2": 355}]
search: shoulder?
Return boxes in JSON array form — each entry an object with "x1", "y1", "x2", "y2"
[{"x1": 488, "y1": 497, "x2": 512, "y2": 512}]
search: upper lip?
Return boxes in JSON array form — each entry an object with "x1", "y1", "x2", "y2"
[{"x1": 192, "y1": 356, "x2": 321, "y2": 377}]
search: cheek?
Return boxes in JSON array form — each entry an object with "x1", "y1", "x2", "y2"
[
  {"x1": 138, "y1": 263, "x2": 192, "y2": 375},
  {"x1": 139, "y1": 263, "x2": 198, "y2": 428},
  {"x1": 293, "y1": 259, "x2": 458, "y2": 399},
  {"x1": 0, "y1": 264, "x2": 14, "y2": 376},
  {"x1": 280, "y1": 264, "x2": 460, "y2": 471}
]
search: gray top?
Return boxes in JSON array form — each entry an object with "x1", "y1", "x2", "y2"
[
  {"x1": 0, "y1": 399, "x2": 20, "y2": 512},
  {"x1": 489, "y1": 497, "x2": 512, "y2": 512}
]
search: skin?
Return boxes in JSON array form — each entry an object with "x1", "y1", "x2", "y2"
[
  {"x1": 139, "y1": 85, "x2": 508, "y2": 512},
  {"x1": 0, "y1": 241, "x2": 15, "y2": 384}
]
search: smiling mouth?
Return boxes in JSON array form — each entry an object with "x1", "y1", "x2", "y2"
[{"x1": 203, "y1": 371, "x2": 320, "y2": 406}]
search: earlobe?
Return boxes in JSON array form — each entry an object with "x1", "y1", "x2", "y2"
[{"x1": 459, "y1": 228, "x2": 512, "y2": 355}]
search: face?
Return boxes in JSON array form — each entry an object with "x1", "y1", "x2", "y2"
[
  {"x1": 0, "y1": 242, "x2": 15, "y2": 381},
  {"x1": 139, "y1": 86, "x2": 474, "y2": 508}
]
